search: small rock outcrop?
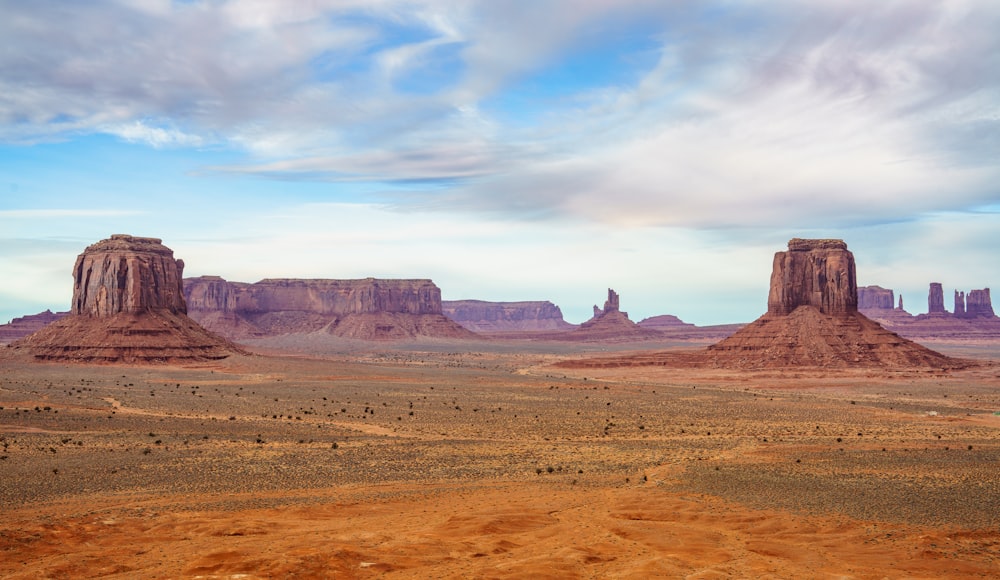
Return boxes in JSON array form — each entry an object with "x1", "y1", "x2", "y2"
[
  {"x1": 568, "y1": 289, "x2": 662, "y2": 341},
  {"x1": 12, "y1": 235, "x2": 236, "y2": 362},
  {"x1": 441, "y1": 300, "x2": 574, "y2": 332},
  {"x1": 184, "y1": 276, "x2": 474, "y2": 340}
]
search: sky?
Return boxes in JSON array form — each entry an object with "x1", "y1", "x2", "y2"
[{"x1": 1, "y1": 0, "x2": 999, "y2": 326}]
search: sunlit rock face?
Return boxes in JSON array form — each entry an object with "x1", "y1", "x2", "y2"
[
  {"x1": 13, "y1": 235, "x2": 234, "y2": 363},
  {"x1": 72, "y1": 235, "x2": 187, "y2": 316},
  {"x1": 766, "y1": 239, "x2": 857, "y2": 317}
]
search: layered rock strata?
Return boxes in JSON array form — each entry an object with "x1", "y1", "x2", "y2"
[
  {"x1": 0, "y1": 310, "x2": 69, "y2": 344},
  {"x1": 184, "y1": 276, "x2": 474, "y2": 340},
  {"x1": 441, "y1": 300, "x2": 574, "y2": 332},
  {"x1": 13, "y1": 235, "x2": 235, "y2": 362}
]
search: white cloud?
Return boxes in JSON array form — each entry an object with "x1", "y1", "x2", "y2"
[{"x1": 104, "y1": 120, "x2": 205, "y2": 148}]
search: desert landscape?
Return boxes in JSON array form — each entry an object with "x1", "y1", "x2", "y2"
[
  {"x1": 5, "y1": 4, "x2": 1000, "y2": 578},
  {"x1": 1, "y1": 235, "x2": 999, "y2": 578}
]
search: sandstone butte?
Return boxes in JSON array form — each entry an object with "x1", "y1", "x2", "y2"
[
  {"x1": 184, "y1": 276, "x2": 475, "y2": 341},
  {"x1": 441, "y1": 299, "x2": 574, "y2": 332},
  {"x1": 860, "y1": 283, "x2": 1000, "y2": 340},
  {"x1": 11, "y1": 235, "x2": 236, "y2": 363},
  {"x1": 563, "y1": 288, "x2": 664, "y2": 341},
  {"x1": 558, "y1": 239, "x2": 968, "y2": 370}
]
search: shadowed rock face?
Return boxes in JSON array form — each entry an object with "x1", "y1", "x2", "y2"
[
  {"x1": 73, "y1": 235, "x2": 187, "y2": 316},
  {"x1": 767, "y1": 239, "x2": 856, "y2": 316}
]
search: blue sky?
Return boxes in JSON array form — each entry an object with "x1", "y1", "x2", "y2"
[{"x1": 2, "y1": 0, "x2": 999, "y2": 326}]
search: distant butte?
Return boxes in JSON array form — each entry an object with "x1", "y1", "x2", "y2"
[
  {"x1": 11, "y1": 235, "x2": 236, "y2": 363},
  {"x1": 441, "y1": 300, "x2": 574, "y2": 332},
  {"x1": 184, "y1": 276, "x2": 475, "y2": 341},
  {"x1": 0, "y1": 310, "x2": 69, "y2": 344},
  {"x1": 558, "y1": 239, "x2": 967, "y2": 370}
]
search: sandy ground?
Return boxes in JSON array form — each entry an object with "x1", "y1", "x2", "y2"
[{"x1": 2, "y1": 340, "x2": 999, "y2": 578}]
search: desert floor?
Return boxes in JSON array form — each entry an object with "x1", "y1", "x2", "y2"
[{"x1": 1, "y1": 339, "x2": 999, "y2": 578}]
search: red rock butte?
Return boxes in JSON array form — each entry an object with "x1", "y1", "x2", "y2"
[
  {"x1": 12, "y1": 235, "x2": 236, "y2": 363},
  {"x1": 559, "y1": 239, "x2": 966, "y2": 370},
  {"x1": 183, "y1": 276, "x2": 475, "y2": 340}
]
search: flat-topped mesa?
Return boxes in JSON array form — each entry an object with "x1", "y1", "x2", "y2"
[
  {"x1": 928, "y1": 283, "x2": 946, "y2": 314},
  {"x1": 185, "y1": 277, "x2": 443, "y2": 316},
  {"x1": 965, "y1": 288, "x2": 995, "y2": 318},
  {"x1": 858, "y1": 286, "x2": 894, "y2": 310},
  {"x1": 766, "y1": 238, "x2": 857, "y2": 316},
  {"x1": 183, "y1": 276, "x2": 473, "y2": 340},
  {"x1": 441, "y1": 300, "x2": 573, "y2": 332},
  {"x1": 73, "y1": 234, "x2": 186, "y2": 316}
]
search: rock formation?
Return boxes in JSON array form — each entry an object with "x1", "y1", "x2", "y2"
[
  {"x1": 928, "y1": 283, "x2": 946, "y2": 314},
  {"x1": 704, "y1": 239, "x2": 958, "y2": 368},
  {"x1": 184, "y1": 276, "x2": 474, "y2": 340},
  {"x1": 858, "y1": 286, "x2": 894, "y2": 310},
  {"x1": 767, "y1": 239, "x2": 857, "y2": 316},
  {"x1": 12, "y1": 235, "x2": 236, "y2": 362},
  {"x1": 441, "y1": 300, "x2": 574, "y2": 332},
  {"x1": 964, "y1": 288, "x2": 995, "y2": 318},
  {"x1": 636, "y1": 314, "x2": 695, "y2": 331},
  {"x1": 857, "y1": 285, "x2": 913, "y2": 327},
  {"x1": 954, "y1": 291, "x2": 966, "y2": 317},
  {"x1": 567, "y1": 289, "x2": 662, "y2": 341},
  {"x1": 0, "y1": 310, "x2": 68, "y2": 344},
  {"x1": 561, "y1": 240, "x2": 964, "y2": 370}
]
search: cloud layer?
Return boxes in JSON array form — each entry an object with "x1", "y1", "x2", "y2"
[{"x1": 3, "y1": 0, "x2": 997, "y2": 228}]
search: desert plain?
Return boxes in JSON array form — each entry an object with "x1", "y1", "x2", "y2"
[{"x1": 2, "y1": 338, "x2": 999, "y2": 579}]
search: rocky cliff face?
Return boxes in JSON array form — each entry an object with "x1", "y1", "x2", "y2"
[
  {"x1": 858, "y1": 286, "x2": 894, "y2": 310},
  {"x1": 928, "y1": 283, "x2": 946, "y2": 314},
  {"x1": 72, "y1": 235, "x2": 187, "y2": 316},
  {"x1": 964, "y1": 288, "x2": 995, "y2": 318},
  {"x1": 184, "y1": 276, "x2": 472, "y2": 340},
  {"x1": 767, "y1": 239, "x2": 857, "y2": 316},
  {"x1": 13, "y1": 235, "x2": 235, "y2": 362},
  {"x1": 441, "y1": 300, "x2": 573, "y2": 332},
  {"x1": 186, "y1": 277, "x2": 443, "y2": 316}
]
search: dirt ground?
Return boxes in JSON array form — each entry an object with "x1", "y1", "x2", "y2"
[{"x1": 2, "y1": 339, "x2": 999, "y2": 578}]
